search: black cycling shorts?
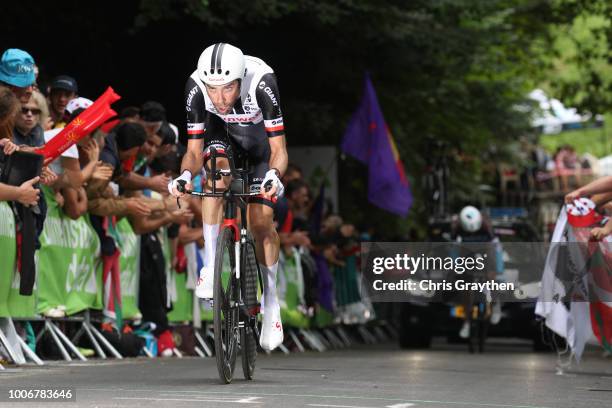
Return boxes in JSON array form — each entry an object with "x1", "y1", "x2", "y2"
[{"x1": 202, "y1": 115, "x2": 274, "y2": 208}]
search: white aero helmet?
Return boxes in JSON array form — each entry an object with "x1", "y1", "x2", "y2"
[
  {"x1": 459, "y1": 206, "x2": 482, "y2": 233},
  {"x1": 197, "y1": 43, "x2": 245, "y2": 85}
]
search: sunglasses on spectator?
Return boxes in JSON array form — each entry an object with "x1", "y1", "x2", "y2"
[{"x1": 21, "y1": 107, "x2": 41, "y2": 115}]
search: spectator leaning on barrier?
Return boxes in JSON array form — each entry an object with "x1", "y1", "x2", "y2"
[
  {"x1": 101, "y1": 123, "x2": 170, "y2": 192},
  {"x1": 47, "y1": 75, "x2": 78, "y2": 129},
  {"x1": 275, "y1": 173, "x2": 312, "y2": 249},
  {"x1": 0, "y1": 48, "x2": 36, "y2": 104},
  {"x1": 12, "y1": 89, "x2": 57, "y2": 186},
  {"x1": 48, "y1": 98, "x2": 114, "y2": 219},
  {"x1": 139, "y1": 100, "x2": 165, "y2": 138},
  {"x1": 132, "y1": 123, "x2": 164, "y2": 176},
  {"x1": 87, "y1": 122, "x2": 150, "y2": 216},
  {"x1": 282, "y1": 162, "x2": 303, "y2": 186},
  {"x1": 285, "y1": 178, "x2": 311, "y2": 227},
  {"x1": 0, "y1": 86, "x2": 19, "y2": 139},
  {"x1": 151, "y1": 148, "x2": 204, "y2": 250},
  {"x1": 0, "y1": 86, "x2": 39, "y2": 206},
  {"x1": 155, "y1": 121, "x2": 178, "y2": 158},
  {"x1": 134, "y1": 151, "x2": 194, "y2": 357},
  {"x1": 11, "y1": 89, "x2": 58, "y2": 238},
  {"x1": 275, "y1": 162, "x2": 304, "y2": 230},
  {"x1": 119, "y1": 106, "x2": 140, "y2": 122},
  {"x1": 275, "y1": 164, "x2": 303, "y2": 230},
  {"x1": 99, "y1": 103, "x2": 170, "y2": 194},
  {"x1": 13, "y1": 90, "x2": 45, "y2": 148},
  {"x1": 3, "y1": 85, "x2": 51, "y2": 296}
]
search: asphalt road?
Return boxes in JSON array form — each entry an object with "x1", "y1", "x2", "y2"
[{"x1": 0, "y1": 340, "x2": 611, "y2": 408}]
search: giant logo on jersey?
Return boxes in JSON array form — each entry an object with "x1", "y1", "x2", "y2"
[
  {"x1": 186, "y1": 85, "x2": 199, "y2": 112},
  {"x1": 258, "y1": 80, "x2": 278, "y2": 106},
  {"x1": 264, "y1": 87, "x2": 278, "y2": 106}
]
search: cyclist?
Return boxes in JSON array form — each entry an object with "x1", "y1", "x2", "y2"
[
  {"x1": 454, "y1": 206, "x2": 503, "y2": 339},
  {"x1": 168, "y1": 43, "x2": 287, "y2": 351}
]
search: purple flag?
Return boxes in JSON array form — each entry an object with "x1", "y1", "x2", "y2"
[{"x1": 341, "y1": 75, "x2": 413, "y2": 217}]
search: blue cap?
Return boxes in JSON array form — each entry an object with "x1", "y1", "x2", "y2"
[{"x1": 0, "y1": 49, "x2": 36, "y2": 88}]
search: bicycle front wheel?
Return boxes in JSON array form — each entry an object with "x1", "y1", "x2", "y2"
[{"x1": 213, "y1": 226, "x2": 239, "y2": 384}]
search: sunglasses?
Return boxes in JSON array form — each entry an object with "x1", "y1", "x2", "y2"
[{"x1": 21, "y1": 107, "x2": 41, "y2": 115}]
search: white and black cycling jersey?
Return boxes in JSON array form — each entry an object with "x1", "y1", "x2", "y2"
[{"x1": 184, "y1": 55, "x2": 285, "y2": 144}]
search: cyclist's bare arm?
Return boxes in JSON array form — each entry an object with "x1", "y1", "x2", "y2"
[
  {"x1": 171, "y1": 138, "x2": 205, "y2": 196},
  {"x1": 182, "y1": 138, "x2": 205, "y2": 177},
  {"x1": 268, "y1": 135, "x2": 288, "y2": 177}
]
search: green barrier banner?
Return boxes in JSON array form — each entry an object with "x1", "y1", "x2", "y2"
[
  {"x1": 64, "y1": 215, "x2": 103, "y2": 315},
  {"x1": 37, "y1": 186, "x2": 102, "y2": 315},
  {"x1": 35, "y1": 187, "x2": 68, "y2": 314},
  {"x1": 167, "y1": 272, "x2": 193, "y2": 323},
  {"x1": 159, "y1": 227, "x2": 176, "y2": 309},
  {"x1": 7, "y1": 256, "x2": 37, "y2": 318},
  {"x1": 159, "y1": 226, "x2": 196, "y2": 323},
  {"x1": 0, "y1": 202, "x2": 16, "y2": 317},
  {"x1": 314, "y1": 306, "x2": 335, "y2": 328},
  {"x1": 333, "y1": 254, "x2": 375, "y2": 325},
  {"x1": 279, "y1": 249, "x2": 310, "y2": 329},
  {"x1": 117, "y1": 218, "x2": 141, "y2": 320},
  {"x1": 334, "y1": 255, "x2": 361, "y2": 307}
]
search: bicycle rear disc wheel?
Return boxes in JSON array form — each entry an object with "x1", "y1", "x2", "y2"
[
  {"x1": 241, "y1": 233, "x2": 258, "y2": 380},
  {"x1": 213, "y1": 226, "x2": 239, "y2": 384}
]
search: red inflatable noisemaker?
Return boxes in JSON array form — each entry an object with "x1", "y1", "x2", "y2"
[{"x1": 36, "y1": 87, "x2": 121, "y2": 165}]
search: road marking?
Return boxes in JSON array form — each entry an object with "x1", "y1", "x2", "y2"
[
  {"x1": 114, "y1": 396, "x2": 261, "y2": 404},
  {"x1": 83, "y1": 388, "x2": 555, "y2": 408},
  {"x1": 162, "y1": 390, "x2": 553, "y2": 408},
  {"x1": 159, "y1": 394, "x2": 262, "y2": 403},
  {"x1": 307, "y1": 404, "x2": 380, "y2": 408},
  {"x1": 158, "y1": 394, "x2": 250, "y2": 401}
]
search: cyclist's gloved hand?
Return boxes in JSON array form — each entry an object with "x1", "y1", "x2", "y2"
[
  {"x1": 261, "y1": 169, "x2": 284, "y2": 198},
  {"x1": 168, "y1": 170, "x2": 192, "y2": 196}
]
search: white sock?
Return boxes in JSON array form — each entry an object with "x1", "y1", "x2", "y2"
[
  {"x1": 259, "y1": 260, "x2": 283, "y2": 351},
  {"x1": 202, "y1": 223, "x2": 220, "y2": 275},
  {"x1": 260, "y1": 261, "x2": 279, "y2": 312}
]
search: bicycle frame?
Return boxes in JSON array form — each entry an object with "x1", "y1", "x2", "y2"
[
  {"x1": 178, "y1": 145, "x2": 264, "y2": 382},
  {"x1": 178, "y1": 145, "x2": 260, "y2": 282}
]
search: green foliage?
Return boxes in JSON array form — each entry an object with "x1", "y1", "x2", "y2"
[
  {"x1": 540, "y1": 114, "x2": 612, "y2": 158},
  {"x1": 543, "y1": 0, "x2": 612, "y2": 114}
]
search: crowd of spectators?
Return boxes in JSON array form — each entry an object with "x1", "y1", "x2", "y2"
[{"x1": 0, "y1": 48, "x2": 371, "y2": 358}]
